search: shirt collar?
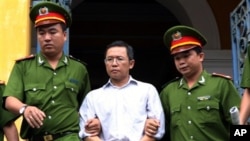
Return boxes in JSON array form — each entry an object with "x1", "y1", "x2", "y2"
[{"x1": 104, "y1": 75, "x2": 137, "y2": 88}]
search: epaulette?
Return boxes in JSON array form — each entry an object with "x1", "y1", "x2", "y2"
[
  {"x1": 69, "y1": 55, "x2": 87, "y2": 65},
  {"x1": 212, "y1": 72, "x2": 232, "y2": 80},
  {"x1": 0, "y1": 80, "x2": 5, "y2": 85},
  {"x1": 161, "y1": 76, "x2": 181, "y2": 89},
  {"x1": 16, "y1": 54, "x2": 35, "y2": 62}
]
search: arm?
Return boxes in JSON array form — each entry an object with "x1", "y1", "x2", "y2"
[
  {"x1": 144, "y1": 118, "x2": 160, "y2": 137},
  {"x1": 239, "y1": 88, "x2": 250, "y2": 124},
  {"x1": 3, "y1": 121, "x2": 19, "y2": 141},
  {"x1": 85, "y1": 118, "x2": 101, "y2": 136},
  {"x1": 5, "y1": 96, "x2": 46, "y2": 129},
  {"x1": 143, "y1": 85, "x2": 165, "y2": 140},
  {"x1": 79, "y1": 94, "x2": 102, "y2": 140}
]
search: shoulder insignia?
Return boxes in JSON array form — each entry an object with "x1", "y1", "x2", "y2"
[
  {"x1": 16, "y1": 54, "x2": 35, "y2": 62},
  {"x1": 161, "y1": 76, "x2": 180, "y2": 89},
  {"x1": 69, "y1": 55, "x2": 87, "y2": 65},
  {"x1": 0, "y1": 80, "x2": 5, "y2": 85},
  {"x1": 212, "y1": 72, "x2": 232, "y2": 80}
]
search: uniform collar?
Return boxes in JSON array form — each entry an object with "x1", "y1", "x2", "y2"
[
  {"x1": 179, "y1": 70, "x2": 208, "y2": 88},
  {"x1": 37, "y1": 53, "x2": 68, "y2": 66}
]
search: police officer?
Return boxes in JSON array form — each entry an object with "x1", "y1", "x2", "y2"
[
  {"x1": 0, "y1": 80, "x2": 19, "y2": 141},
  {"x1": 145, "y1": 25, "x2": 241, "y2": 141},
  {"x1": 239, "y1": 44, "x2": 250, "y2": 125},
  {"x1": 3, "y1": 1, "x2": 99, "y2": 141}
]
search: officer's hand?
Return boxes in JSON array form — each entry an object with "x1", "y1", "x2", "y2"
[
  {"x1": 23, "y1": 106, "x2": 46, "y2": 128},
  {"x1": 85, "y1": 118, "x2": 101, "y2": 136},
  {"x1": 144, "y1": 118, "x2": 160, "y2": 137}
]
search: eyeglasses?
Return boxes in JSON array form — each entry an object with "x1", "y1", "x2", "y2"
[{"x1": 104, "y1": 56, "x2": 127, "y2": 64}]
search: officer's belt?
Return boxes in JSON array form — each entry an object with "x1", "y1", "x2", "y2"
[{"x1": 29, "y1": 131, "x2": 74, "y2": 141}]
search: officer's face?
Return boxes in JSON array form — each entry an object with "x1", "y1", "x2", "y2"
[
  {"x1": 36, "y1": 23, "x2": 66, "y2": 57},
  {"x1": 173, "y1": 49, "x2": 204, "y2": 77},
  {"x1": 104, "y1": 46, "x2": 134, "y2": 86}
]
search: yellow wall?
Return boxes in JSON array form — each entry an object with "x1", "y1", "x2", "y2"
[{"x1": 0, "y1": 0, "x2": 30, "y2": 141}]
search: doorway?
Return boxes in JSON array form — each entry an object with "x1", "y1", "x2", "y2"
[{"x1": 69, "y1": 0, "x2": 180, "y2": 91}]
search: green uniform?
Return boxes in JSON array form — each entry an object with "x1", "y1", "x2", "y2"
[
  {"x1": 0, "y1": 82, "x2": 18, "y2": 141},
  {"x1": 160, "y1": 70, "x2": 241, "y2": 141},
  {"x1": 241, "y1": 54, "x2": 250, "y2": 88},
  {"x1": 3, "y1": 53, "x2": 91, "y2": 139}
]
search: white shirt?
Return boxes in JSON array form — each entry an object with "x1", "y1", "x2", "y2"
[{"x1": 79, "y1": 76, "x2": 165, "y2": 141}]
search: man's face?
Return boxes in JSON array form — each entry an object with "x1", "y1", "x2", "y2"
[
  {"x1": 173, "y1": 48, "x2": 204, "y2": 77},
  {"x1": 104, "y1": 46, "x2": 134, "y2": 83},
  {"x1": 37, "y1": 23, "x2": 66, "y2": 57}
]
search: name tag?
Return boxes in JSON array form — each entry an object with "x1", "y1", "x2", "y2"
[{"x1": 197, "y1": 95, "x2": 211, "y2": 101}]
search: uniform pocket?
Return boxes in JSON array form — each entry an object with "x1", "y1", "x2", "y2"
[
  {"x1": 197, "y1": 101, "x2": 220, "y2": 124},
  {"x1": 24, "y1": 83, "x2": 46, "y2": 105},
  {"x1": 170, "y1": 105, "x2": 181, "y2": 128},
  {"x1": 65, "y1": 81, "x2": 79, "y2": 94}
]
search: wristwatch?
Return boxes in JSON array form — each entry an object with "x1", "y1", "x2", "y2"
[{"x1": 19, "y1": 105, "x2": 28, "y2": 115}]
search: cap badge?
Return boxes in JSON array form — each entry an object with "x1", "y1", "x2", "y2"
[
  {"x1": 172, "y1": 31, "x2": 182, "y2": 41},
  {"x1": 39, "y1": 7, "x2": 49, "y2": 15}
]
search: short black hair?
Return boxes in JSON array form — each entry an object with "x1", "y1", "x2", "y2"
[{"x1": 105, "y1": 40, "x2": 134, "y2": 60}]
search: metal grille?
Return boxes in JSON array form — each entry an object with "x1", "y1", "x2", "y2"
[{"x1": 230, "y1": 0, "x2": 250, "y2": 95}]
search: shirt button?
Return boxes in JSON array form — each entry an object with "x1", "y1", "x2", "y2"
[
  {"x1": 54, "y1": 86, "x2": 57, "y2": 89},
  {"x1": 48, "y1": 116, "x2": 52, "y2": 119},
  {"x1": 187, "y1": 92, "x2": 191, "y2": 95},
  {"x1": 53, "y1": 72, "x2": 57, "y2": 75},
  {"x1": 71, "y1": 88, "x2": 74, "y2": 91},
  {"x1": 51, "y1": 100, "x2": 55, "y2": 104},
  {"x1": 32, "y1": 88, "x2": 37, "y2": 91},
  {"x1": 188, "y1": 120, "x2": 192, "y2": 124},
  {"x1": 206, "y1": 106, "x2": 210, "y2": 110},
  {"x1": 190, "y1": 136, "x2": 193, "y2": 139},
  {"x1": 187, "y1": 106, "x2": 191, "y2": 110}
]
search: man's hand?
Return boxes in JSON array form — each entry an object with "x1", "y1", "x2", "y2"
[
  {"x1": 85, "y1": 118, "x2": 101, "y2": 136},
  {"x1": 144, "y1": 118, "x2": 160, "y2": 137},
  {"x1": 23, "y1": 106, "x2": 46, "y2": 128}
]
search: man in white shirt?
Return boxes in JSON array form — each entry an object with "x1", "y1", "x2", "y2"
[{"x1": 79, "y1": 40, "x2": 165, "y2": 141}]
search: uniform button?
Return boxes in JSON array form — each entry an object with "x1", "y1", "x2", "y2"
[
  {"x1": 51, "y1": 100, "x2": 55, "y2": 104},
  {"x1": 187, "y1": 92, "x2": 191, "y2": 95},
  {"x1": 188, "y1": 120, "x2": 192, "y2": 124},
  {"x1": 71, "y1": 88, "x2": 74, "y2": 91},
  {"x1": 206, "y1": 106, "x2": 210, "y2": 110},
  {"x1": 53, "y1": 72, "x2": 57, "y2": 75},
  {"x1": 48, "y1": 116, "x2": 52, "y2": 119},
  {"x1": 54, "y1": 86, "x2": 57, "y2": 89},
  {"x1": 32, "y1": 88, "x2": 37, "y2": 91},
  {"x1": 190, "y1": 136, "x2": 193, "y2": 139},
  {"x1": 187, "y1": 106, "x2": 191, "y2": 110}
]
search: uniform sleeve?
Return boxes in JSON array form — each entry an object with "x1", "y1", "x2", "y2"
[
  {"x1": 3, "y1": 63, "x2": 25, "y2": 101},
  {"x1": 241, "y1": 55, "x2": 250, "y2": 88},
  {"x1": 159, "y1": 87, "x2": 171, "y2": 141},
  {"x1": 220, "y1": 79, "x2": 241, "y2": 123},
  {"x1": 0, "y1": 84, "x2": 19, "y2": 127},
  {"x1": 146, "y1": 85, "x2": 165, "y2": 139}
]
